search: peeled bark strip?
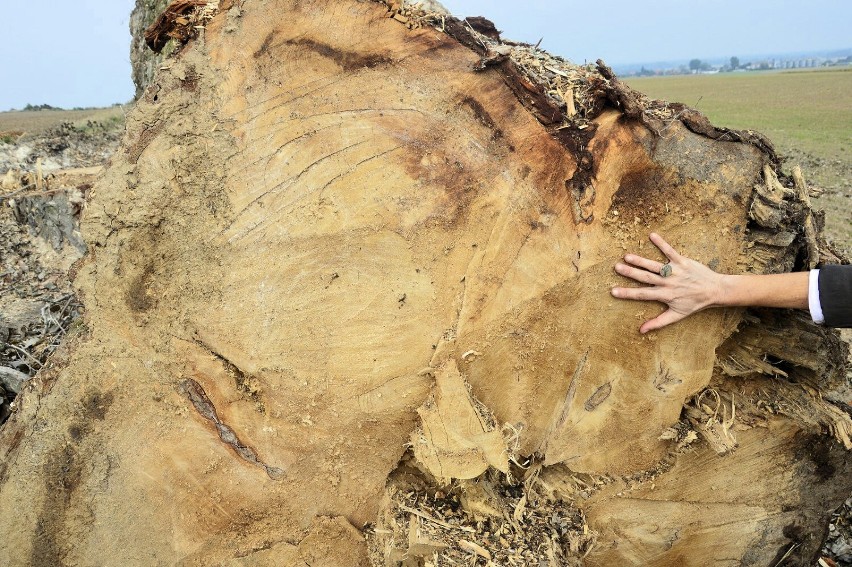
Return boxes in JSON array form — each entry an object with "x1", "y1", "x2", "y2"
[{"x1": 0, "y1": 1, "x2": 849, "y2": 565}]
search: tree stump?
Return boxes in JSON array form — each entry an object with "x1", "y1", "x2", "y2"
[{"x1": 1, "y1": 1, "x2": 848, "y2": 565}]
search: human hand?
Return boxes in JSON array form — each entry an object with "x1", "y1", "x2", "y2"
[{"x1": 611, "y1": 233, "x2": 725, "y2": 333}]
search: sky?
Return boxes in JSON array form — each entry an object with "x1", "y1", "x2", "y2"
[{"x1": 0, "y1": 0, "x2": 849, "y2": 111}]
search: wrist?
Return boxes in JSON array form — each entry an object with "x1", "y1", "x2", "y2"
[{"x1": 714, "y1": 274, "x2": 738, "y2": 308}]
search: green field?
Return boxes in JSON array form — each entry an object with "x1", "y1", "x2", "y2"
[{"x1": 626, "y1": 68, "x2": 852, "y2": 253}]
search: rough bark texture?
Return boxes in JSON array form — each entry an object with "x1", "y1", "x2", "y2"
[
  {"x1": 130, "y1": 0, "x2": 172, "y2": 98},
  {"x1": 1, "y1": 1, "x2": 849, "y2": 565}
]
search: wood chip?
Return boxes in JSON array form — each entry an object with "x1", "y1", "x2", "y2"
[
  {"x1": 400, "y1": 505, "x2": 476, "y2": 533},
  {"x1": 459, "y1": 539, "x2": 492, "y2": 560}
]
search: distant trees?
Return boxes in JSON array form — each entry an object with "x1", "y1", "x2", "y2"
[
  {"x1": 22, "y1": 103, "x2": 58, "y2": 111},
  {"x1": 689, "y1": 59, "x2": 713, "y2": 73},
  {"x1": 730, "y1": 56, "x2": 740, "y2": 69}
]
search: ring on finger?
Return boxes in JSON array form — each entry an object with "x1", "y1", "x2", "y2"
[{"x1": 660, "y1": 263, "x2": 672, "y2": 278}]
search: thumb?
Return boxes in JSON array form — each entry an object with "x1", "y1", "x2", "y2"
[{"x1": 640, "y1": 308, "x2": 687, "y2": 334}]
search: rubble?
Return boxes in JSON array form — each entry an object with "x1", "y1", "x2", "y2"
[
  {"x1": 0, "y1": 120, "x2": 108, "y2": 425},
  {"x1": 0, "y1": 119, "x2": 121, "y2": 174}
]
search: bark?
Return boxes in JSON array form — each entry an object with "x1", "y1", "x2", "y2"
[
  {"x1": 1, "y1": 1, "x2": 849, "y2": 565},
  {"x1": 130, "y1": 0, "x2": 173, "y2": 98},
  {"x1": 144, "y1": 0, "x2": 209, "y2": 53}
]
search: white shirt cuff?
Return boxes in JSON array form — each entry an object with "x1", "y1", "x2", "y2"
[{"x1": 808, "y1": 269, "x2": 824, "y2": 325}]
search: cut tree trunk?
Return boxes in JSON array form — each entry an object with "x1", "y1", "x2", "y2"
[{"x1": 1, "y1": 1, "x2": 849, "y2": 565}]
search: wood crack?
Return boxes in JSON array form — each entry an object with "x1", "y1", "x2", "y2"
[{"x1": 179, "y1": 376, "x2": 284, "y2": 480}]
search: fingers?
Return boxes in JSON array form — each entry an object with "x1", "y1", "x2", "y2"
[
  {"x1": 621, "y1": 233, "x2": 680, "y2": 273},
  {"x1": 640, "y1": 308, "x2": 686, "y2": 334},
  {"x1": 649, "y1": 233, "x2": 681, "y2": 262},
  {"x1": 611, "y1": 285, "x2": 667, "y2": 302},
  {"x1": 611, "y1": 232, "x2": 692, "y2": 334},
  {"x1": 614, "y1": 263, "x2": 664, "y2": 286},
  {"x1": 622, "y1": 253, "x2": 665, "y2": 275}
]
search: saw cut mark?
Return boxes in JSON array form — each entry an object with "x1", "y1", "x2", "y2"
[
  {"x1": 224, "y1": 140, "x2": 368, "y2": 232},
  {"x1": 179, "y1": 378, "x2": 285, "y2": 480}
]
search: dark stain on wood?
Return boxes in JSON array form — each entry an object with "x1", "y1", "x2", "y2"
[
  {"x1": 460, "y1": 96, "x2": 503, "y2": 140},
  {"x1": 181, "y1": 65, "x2": 200, "y2": 92},
  {"x1": 284, "y1": 38, "x2": 392, "y2": 71},
  {"x1": 610, "y1": 165, "x2": 681, "y2": 219},
  {"x1": 440, "y1": 21, "x2": 781, "y2": 173},
  {"x1": 555, "y1": 124, "x2": 599, "y2": 224},
  {"x1": 126, "y1": 121, "x2": 164, "y2": 164},
  {"x1": 83, "y1": 390, "x2": 115, "y2": 421},
  {"x1": 127, "y1": 263, "x2": 156, "y2": 313},
  {"x1": 254, "y1": 30, "x2": 276, "y2": 59},
  {"x1": 31, "y1": 444, "x2": 81, "y2": 565},
  {"x1": 442, "y1": 17, "x2": 488, "y2": 54},
  {"x1": 497, "y1": 59, "x2": 564, "y2": 126},
  {"x1": 30, "y1": 387, "x2": 115, "y2": 564},
  {"x1": 796, "y1": 432, "x2": 839, "y2": 483}
]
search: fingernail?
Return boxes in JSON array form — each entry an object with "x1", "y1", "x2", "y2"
[{"x1": 611, "y1": 288, "x2": 620, "y2": 297}]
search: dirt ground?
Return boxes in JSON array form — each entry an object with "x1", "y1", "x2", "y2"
[{"x1": 785, "y1": 146, "x2": 852, "y2": 256}]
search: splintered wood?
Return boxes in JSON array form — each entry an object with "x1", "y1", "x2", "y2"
[
  {"x1": 411, "y1": 362, "x2": 509, "y2": 483},
  {"x1": 369, "y1": 474, "x2": 594, "y2": 566}
]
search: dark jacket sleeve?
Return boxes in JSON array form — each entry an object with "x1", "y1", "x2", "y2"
[{"x1": 818, "y1": 265, "x2": 852, "y2": 328}]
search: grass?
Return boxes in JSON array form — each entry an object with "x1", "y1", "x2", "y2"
[
  {"x1": 0, "y1": 106, "x2": 127, "y2": 137},
  {"x1": 626, "y1": 68, "x2": 852, "y2": 254}
]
